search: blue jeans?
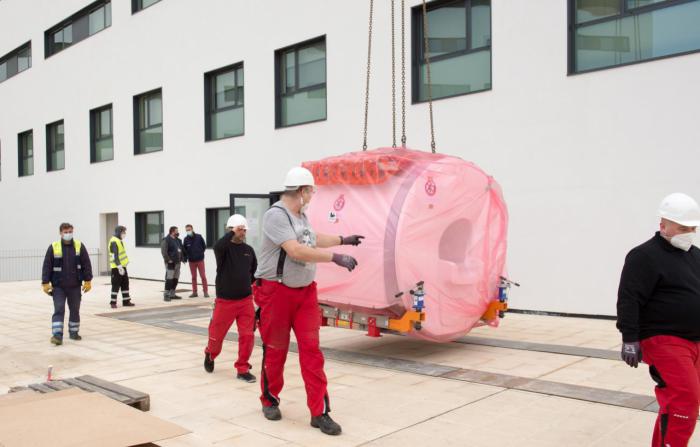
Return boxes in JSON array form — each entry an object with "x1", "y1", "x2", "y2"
[{"x1": 52, "y1": 287, "x2": 81, "y2": 337}]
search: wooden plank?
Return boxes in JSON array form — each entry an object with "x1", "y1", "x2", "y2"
[
  {"x1": 7, "y1": 386, "x2": 30, "y2": 394},
  {"x1": 61, "y1": 378, "x2": 132, "y2": 404},
  {"x1": 76, "y1": 375, "x2": 150, "y2": 411},
  {"x1": 76, "y1": 375, "x2": 148, "y2": 400},
  {"x1": 28, "y1": 383, "x2": 54, "y2": 394},
  {"x1": 132, "y1": 397, "x2": 150, "y2": 412},
  {"x1": 7, "y1": 376, "x2": 150, "y2": 412},
  {"x1": 44, "y1": 380, "x2": 74, "y2": 391}
]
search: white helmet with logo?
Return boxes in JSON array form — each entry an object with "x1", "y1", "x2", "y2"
[
  {"x1": 226, "y1": 214, "x2": 249, "y2": 230},
  {"x1": 658, "y1": 193, "x2": 700, "y2": 226},
  {"x1": 283, "y1": 166, "x2": 315, "y2": 190}
]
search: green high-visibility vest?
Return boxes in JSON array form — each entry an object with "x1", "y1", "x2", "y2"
[{"x1": 109, "y1": 236, "x2": 129, "y2": 268}]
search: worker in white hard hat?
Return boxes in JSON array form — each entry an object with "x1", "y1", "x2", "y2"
[
  {"x1": 203, "y1": 215, "x2": 258, "y2": 383},
  {"x1": 617, "y1": 192, "x2": 700, "y2": 446},
  {"x1": 253, "y1": 166, "x2": 364, "y2": 436}
]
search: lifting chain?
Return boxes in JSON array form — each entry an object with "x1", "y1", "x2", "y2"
[
  {"x1": 362, "y1": 0, "x2": 374, "y2": 151},
  {"x1": 421, "y1": 0, "x2": 436, "y2": 153},
  {"x1": 401, "y1": 0, "x2": 407, "y2": 147},
  {"x1": 363, "y1": 0, "x2": 435, "y2": 153}
]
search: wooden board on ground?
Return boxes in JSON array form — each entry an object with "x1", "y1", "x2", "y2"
[
  {"x1": 8, "y1": 375, "x2": 150, "y2": 411},
  {"x1": 0, "y1": 390, "x2": 188, "y2": 447}
]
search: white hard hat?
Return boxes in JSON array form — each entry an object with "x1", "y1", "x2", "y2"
[
  {"x1": 226, "y1": 214, "x2": 249, "y2": 230},
  {"x1": 658, "y1": 193, "x2": 700, "y2": 226},
  {"x1": 283, "y1": 166, "x2": 315, "y2": 190}
]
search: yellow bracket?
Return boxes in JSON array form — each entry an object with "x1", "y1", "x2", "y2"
[
  {"x1": 481, "y1": 300, "x2": 508, "y2": 322},
  {"x1": 334, "y1": 320, "x2": 352, "y2": 329},
  {"x1": 388, "y1": 310, "x2": 425, "y2": 333}
]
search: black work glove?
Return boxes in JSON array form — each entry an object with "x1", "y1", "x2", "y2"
[
  {"x1": 341, "y1": 235, "x2": 365, "y2": 246},
  {"x1": 167, "y1": 262, "x2": 175, "y2": 270},
  {"x1": 332, "y1": 253, "x2": 358, "y2": 272},
  {"x1": 621, "y1": 341, "x2": 642, "y2": 368}
]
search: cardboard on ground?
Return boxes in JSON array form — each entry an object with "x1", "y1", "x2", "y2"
[{"x1": 0, "y1": 388, "x2": 188, "y2": 447}]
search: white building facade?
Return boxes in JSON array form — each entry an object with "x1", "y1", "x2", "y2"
[{"x1": 1, "y1": 0, "x2": 699, "y2": 316}]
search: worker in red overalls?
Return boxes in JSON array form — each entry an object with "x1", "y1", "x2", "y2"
[
  {"x1": 253, "y1": 167, "x2": 364, "y2": 436},
  {"x1": 617, "y1": 192, "x2": 700, "y2": 447},
  {"x1": 204, "y1": 215, "x2": 257, "y2": 383}
]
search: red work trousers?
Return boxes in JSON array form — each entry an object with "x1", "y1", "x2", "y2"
[
  {"x1": 254, "y1": 279, "x2": 330, "y2": 417},
  {"x1": 641, "y1": 335, "x2": 700, "y2": 447},
  {"x1": 189, "y1": 260, "x2": 208, "y2": 294},
  {"x1": 205, "y1": 297, "x2": 255, "y2": 373}
]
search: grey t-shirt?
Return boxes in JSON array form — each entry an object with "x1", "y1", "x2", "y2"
[{"x1": 254, "y1": 201, "x2": 317, "y2": 288}]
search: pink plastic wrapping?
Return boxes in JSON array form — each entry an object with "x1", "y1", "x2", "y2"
[{"x1": 303, "y1": 147, "x2": 509, "y2": 342}]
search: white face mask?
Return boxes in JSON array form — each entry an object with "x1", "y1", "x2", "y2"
[{"x1": 670, "y1": 232, "x2": 696, "y2": 251}]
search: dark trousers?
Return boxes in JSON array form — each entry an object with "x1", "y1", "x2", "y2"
[
  {"x1": 164, "y1": 262, "x2": 181, "y2": 297},
  {"x1": 52, "y1": 286, "x2": 81, "y2": 337},
  {"x1": 110, "y1": 268, "x2": 131, "y2": 303}
]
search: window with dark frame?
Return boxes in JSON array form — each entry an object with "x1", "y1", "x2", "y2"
[
  {"x1": 18, "y1": 130, "x2": 34, "y2": 177},
  {"x1": 0, "y1": 42, "x2": 31, "y2": 83},
  {"x1": 135, "y1": 211, "x2": 164, "y2": 247},
  {"x1": 134, "y1": 88, "x2": 163, "y2": 154},
  {"x1": 569, "y1": 0, "x2": 700, "y2": 73},
  {"x1": 45, "y1": 0, "x2": 111, "y2": 58},
  {"x1": 205, "y1": 207, "x2": 244, "y2": 247},
  {"x1": 132, "y1": 0, "x2": 162, "y2": 13},
  {"x1": 205, "y1": 63, "x2": 244, "y2": 141},
  {"x1": 90, "y1": 104, "x2": 114, "y2": 163},
  {"x1": 46, "y1": 120, "x2": 65, "y2": 172},
  {"x1": 412, "y1": 0, "x2": 491, "y2": 103},
  {"x1": 275, "y1": 36, "x2": 327, "y2": 128}
]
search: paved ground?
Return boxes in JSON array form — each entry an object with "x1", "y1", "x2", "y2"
[{"x1": 1, "y1": 277, "x2": 697, "y2": 446}]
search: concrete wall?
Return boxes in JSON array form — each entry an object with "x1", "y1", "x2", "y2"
[{"x1": 1, "y1": 0, "x2": 699, "y2": 315}]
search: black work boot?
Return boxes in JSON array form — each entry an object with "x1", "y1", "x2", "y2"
[
  {"x1": 311, "y1": 413, "x2": 342, "y2": 436},
  {"x1": 110, "y1": 302, "x2": 118, "y2": 309},
  {"x1": 262, "y1": 405, "x2": 282, "y2": 421},
  {"x1": 204, "y1": 353, "x2": 214, "y2": 373},
  {"x1": 237, "y1": 372, "x2": 256, "y2": 383},
  {"x1": 50, "y1": 335, "x2": 63, "y2": 346},
  {"x1": 123, "y1": 300, "x2": 135, "y2": 307},
  {"x1": 69, "y1": 332, "x2": 82, "y2": 341}
]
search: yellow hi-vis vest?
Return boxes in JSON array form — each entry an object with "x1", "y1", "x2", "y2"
[
  {"x1": 109, "y1": 236, "x2": 129, "y2": 269},
  {"x1": 51, "y1": 240, "x2": 83, "y2": 286}
]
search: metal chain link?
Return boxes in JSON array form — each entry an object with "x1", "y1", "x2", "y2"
[
  {"x1": 362, "y1": 0, "x2": 374, "y2": 151},
  {"x1": 421, "y1": 0, "x2": 436, "y2": 153},
  {"x1": 401, "y1": 0, "x2": 407, "y2": 147},
  {"x1": 391, "y1": 0, "x2": 396, "y2": 148}
]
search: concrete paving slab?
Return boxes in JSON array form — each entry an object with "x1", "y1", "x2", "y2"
[{"x1": 1, "y1": 278, "x2": 697, "y2": 446}]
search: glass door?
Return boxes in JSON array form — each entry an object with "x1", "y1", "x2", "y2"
[{"x1": 229, "y1": 193, "x2": 281, "y2": 254}]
